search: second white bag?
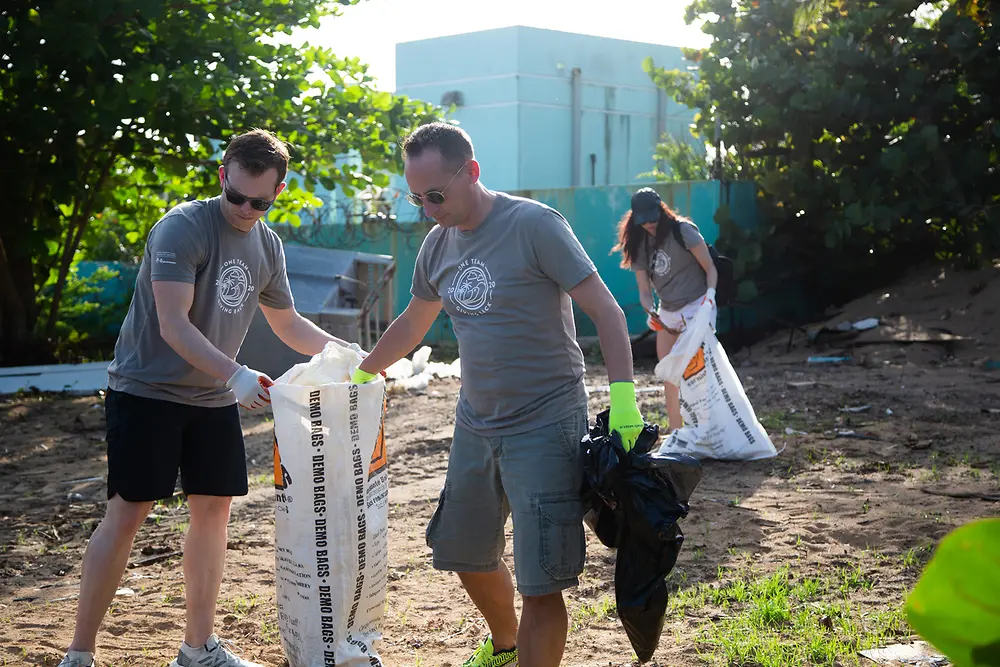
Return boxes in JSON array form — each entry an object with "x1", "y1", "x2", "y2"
[{"x1": 655, "y1": 310, "x2": 777, "y2": 461}]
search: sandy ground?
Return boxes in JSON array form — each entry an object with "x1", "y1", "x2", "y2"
[{"x1": 2, "y1": 263, "x2": 999, "y2": 666}]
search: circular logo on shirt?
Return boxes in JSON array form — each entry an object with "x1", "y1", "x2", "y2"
[
  {"x1": 652, "y1": 249, "x2": 671, "y2": 277},
  {"x1": 448, "y1": 258, "x2": 495, "y2": 316},
  {"x1": 216, "y1": 259, "x2": 255, "y2": 314}
]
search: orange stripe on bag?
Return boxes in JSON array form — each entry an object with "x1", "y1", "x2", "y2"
[{"x1": 368, "y1": 394, "x2": 388, "y2": 478}]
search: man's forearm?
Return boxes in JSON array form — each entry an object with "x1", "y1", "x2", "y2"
[
  {"x1": 358, "y1": 316, "x2": 426, "y2": 375},
  {"x1": 160, "y1": 319, "x2": 240, "y2": 383},
  {"x1": 593, "y1": 306, "x2": 635, "y2": 385},
  {"x1": 281, "y1": 314, "x2": 349, "y2": 357}
]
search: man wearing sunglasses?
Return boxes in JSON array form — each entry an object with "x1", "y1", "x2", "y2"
[
  {"x1": 58, "y1": 129, "x2": 353, "y2": 667},
  {"x1": 351, "y1": 122, "x2": 645, "y2": 667}
]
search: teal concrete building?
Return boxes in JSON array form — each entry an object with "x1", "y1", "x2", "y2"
[{"x1": 393, "y1": 25, "x2": 697, "y2": 193}]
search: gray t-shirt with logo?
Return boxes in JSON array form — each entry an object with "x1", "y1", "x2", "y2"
[
  {"x1": 411, "y1": 192, "x2": 596, "y2": 436},
  {"x1": 107, "y1": 196, "x2": 294, "y2": 407},
  {"x1": 632, "y1": 220, "x2": 708, "y2": 311}
]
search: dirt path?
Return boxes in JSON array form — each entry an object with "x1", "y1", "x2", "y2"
[{"x1": 3, "y1": 352, "x2": 1000, "y2": 666}]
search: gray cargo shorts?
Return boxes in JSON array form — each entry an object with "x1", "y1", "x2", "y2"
[{"x1": 425, "y1": 407, "x2": 589, "y2": 597}]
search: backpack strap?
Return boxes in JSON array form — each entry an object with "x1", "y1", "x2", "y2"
[{"x1": 671, "y1": 220, "x2": 688, "y2": 250}]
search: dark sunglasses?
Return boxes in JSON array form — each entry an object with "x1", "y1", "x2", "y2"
[
  {"x1": 224, "y1": 177, "x2": 276, "y2": 212},
  {"x1": 406, "y1": 162, "x2": 467, "y2": 207}
]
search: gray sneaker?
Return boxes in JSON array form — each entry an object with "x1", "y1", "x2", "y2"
[
  {"x1": 168, "y1": 635, "x2": 262, "y2": 667},
  {"x1": 58, "y1": 652, "x2": 95, "y2": 667}
]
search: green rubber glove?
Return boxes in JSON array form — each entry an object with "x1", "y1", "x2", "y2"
[
  {"x1": 350, "y1": 367, "x2": 378, "y2": 384},
  {"x1": 608, "y1": 381, "x2": 644, "y2": 452}
]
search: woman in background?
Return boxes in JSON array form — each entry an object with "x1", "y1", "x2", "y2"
[{"x1": 613, "y1": 187, "x2": 718, "y2": 433}]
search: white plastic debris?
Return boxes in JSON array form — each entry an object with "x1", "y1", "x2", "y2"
[
  {"x1": 411, "y1": 346, "x2": 432, "y2": 374},
  {"x1": 424, "y1": 358, "x2": 461, "y2": 379},
  {"x1": 280, "y1": 341, "x2": 364, "y2": 386},
  {"x1": 380, "y1": 348, "x2": 460, "y2": 392},
  {"x1": 397, "y1": 373, "x2": 431, "y2": 392},
  {"x1": 859, "y1": 641, "x2": 947, "y2": 665},
  {"x1": 384, "y1": 347, "x2": 459, "y2": 383},
  {"x1": 385, "y1": 357, "x2": 414, "y2": 380}
]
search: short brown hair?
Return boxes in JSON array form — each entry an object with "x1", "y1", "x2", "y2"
[
  {"x1": 223, "y1": 129, "x2": 290, "y2": 185},
  {"x1": 402, "y1": 122, "x2": 474, "y2": 170}
]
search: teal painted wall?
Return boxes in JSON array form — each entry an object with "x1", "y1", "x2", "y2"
[
  {"x1": 270, "y1": 180, "x2": 758, "y2": 343},
  {"x1": 519, "y1": 181, "x2": 731, "y2": 336}
]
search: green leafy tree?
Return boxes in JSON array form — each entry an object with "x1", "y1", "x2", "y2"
[
  {"x1": 640, "y1": 135, "x2": 713, "y2": 182},
  {"x1": 644, "y1": 0, "x2": 998, "y2": 303},
  {"x1": 1, "y1": 0, "x2": 440, "y2": 364}
]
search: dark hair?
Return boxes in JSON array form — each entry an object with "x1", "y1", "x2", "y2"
[
  {"x1": 402, "y1": 122, "x2": 474, "y2": 170},
  {"x1": 222, "y1": 128, "x2": 290, "y2": 186},
  {"x1": 612, "y1": 201, "x2": 687, "y2": 269}
]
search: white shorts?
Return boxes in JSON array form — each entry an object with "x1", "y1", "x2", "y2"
[{"x1": 657, "y1": 295, "x2": 717, "y2": 332}]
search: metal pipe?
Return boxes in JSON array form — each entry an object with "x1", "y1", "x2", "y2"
[
  {"x1": 656, "y1": 88, "x2": 667, "y2": 173},
  {"x1": 571, "y1": 67, "x2": 582, "y2": 187}
]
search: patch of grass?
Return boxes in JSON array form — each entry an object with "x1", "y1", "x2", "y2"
[
  {"x1": 901, "y1": 545, "x2": 933, "y2": 570},
  {"x1": 248, "y1": 472, "x2": 271, "y2": 487},
  {"x1": 230, "y1": 593, "x2": 264, "y2": 618},
  {"x1": 669, "y1": 565, "x2": 907, "y2": 666},
  {"x1": 759, "y1": 409, "x2": 838, "y2": 434},
  {"x1": 161, "y1": 589, "x2": 182, "y2": 605},
  {"x1": 836, "y1": 564, "x2": 874, "y2": 596},
  {"x1": 397, "y1": 599, "x2": 413, "y2": 627},
  {"x1": 571, "y1": 594, "x2": 617, "y2": 631},
  {"x1": 758, "y1": 410, "x2": 795, "y2": 432},
  {"x1": 260, "y1": 617, "x2": 280, "y2": 644},
  {"x1": 918, "y1": 465, "x2": 943, "y2": 483},
  {"x1": 154, "y1": 494, "x2": 188, "y2": 513}
]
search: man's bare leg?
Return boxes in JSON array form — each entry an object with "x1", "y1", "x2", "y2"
[
  {"x1": 183, "y1": 495, "x2": 233, "y2": 647},
  {"x1": 68, "y1": 496, "x2": 153, "y2": 652},
  {"x1": 518, "y1": 592, "x2": 568, "y2": 667},
  {"x1": 458, "y1": 563, "x2": 519, "y2": 651}
]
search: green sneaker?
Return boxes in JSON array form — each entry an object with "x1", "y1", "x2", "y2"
[{"x1": 463, "y1": 636, "x2": 518, "y2": 667}]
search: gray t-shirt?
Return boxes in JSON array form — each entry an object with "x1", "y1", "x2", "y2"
[
  {"x1": 107, "y1": 196, "x2": 294, "y2": 407},
  {"x1": 411, "y1": 192, "x2": 596, "y2": 436},
  {"x1": 632, "y1": 220, "x2": 708, "y2": 311}
]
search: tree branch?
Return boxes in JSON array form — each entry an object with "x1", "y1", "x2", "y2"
[{"x1": 43, "y1": 150, "x2": 119, "y2": 340}]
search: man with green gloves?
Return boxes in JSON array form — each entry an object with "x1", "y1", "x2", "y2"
[{"x1": 352, "y1": 122, "x2": 644, "y2": 667}]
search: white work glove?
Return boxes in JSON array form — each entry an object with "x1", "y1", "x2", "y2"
[{"x1": 226, "y1": 365, "x2": 273, "y2": 410}]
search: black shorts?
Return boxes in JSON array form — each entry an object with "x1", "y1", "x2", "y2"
[{"x1": 105, "y1": 389, "x2": 249, "y2": 502}]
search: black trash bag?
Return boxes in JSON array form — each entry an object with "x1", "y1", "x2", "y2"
[{"x1": 580, "y1": 409, "x2": 703, "y2": 663}]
